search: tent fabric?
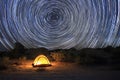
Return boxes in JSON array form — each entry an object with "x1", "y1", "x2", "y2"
[{"x1": 32, "y1": 55, "x2": 51, "y2": 67}]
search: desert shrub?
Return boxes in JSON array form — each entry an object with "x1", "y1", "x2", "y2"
[
  {"x1": 108, "y1": 47, "x2": 120, "y2": 64},
  {"x1": 50, "y1": 49, "x2": 79, "y2": 62},
  {"x1": 18, "y1": 56, "x2": 27, "y2": 65},
  {"x1": 79, "y1": 53, "x2": 95, "y2": 64},
  {"x1": 19, "y1": 56, "x2": 27, "y2": 61},
  {"x1": 0, "y1": 57, "x2": 10, "y2": 70},
  {"x1": 10, "y1": 42, "x2": 26, "y2": 59},
  {"x1": 25, "y1": 48, "x2": 49, "y2": 59},
  {"x1": 75, "y1": 56, "x2": 81, "y2": 64},
  {"x1": 13, "y1": 42, "x2": 25, "y2": 54},
  {"x1": 2, "y1": 56, "x2": 10, "y2": 63},
  {"x1": 64, "y1": 53, "x2": 77, "y2": 62},
  {"x1": 103, "y1": 46, "x2": 113, "y2": 53},
  {"x1": 75, "y1": 48, "x2": 110, "y2": 65},
  {"x1": 50, "y1": 52, "x2": 66, "y2": 62},
  {"x1": 7, "y1": 55, "x2": 27, "y2": 65}
]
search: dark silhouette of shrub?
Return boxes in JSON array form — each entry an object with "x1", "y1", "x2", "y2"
[
  {"x1": 0, "y1": 57, "x2": 9, "y2": 71},
  {"x1": 75, "y1": 48, "x2": 111, "y2": 65},
  {"x1": 50, "y1": 52, "x2": 66, "y2": 62},
  {"x1": 11, "y1": 42, "x2": 25, "y2": 58}
]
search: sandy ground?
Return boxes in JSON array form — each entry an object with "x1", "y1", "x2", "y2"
[{"x1": 0, "y1": 60, "x2": 120, "y2": 80}]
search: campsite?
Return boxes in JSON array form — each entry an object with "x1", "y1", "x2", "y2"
[
  {"x1": 0, "y1": 0, "x2": 120, "y2": 79},
  {"x1": 0, "y1": 44, "x2": 120, "y2": 80}
]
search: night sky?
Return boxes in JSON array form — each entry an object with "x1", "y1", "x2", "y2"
[{"x1": 0, "y1": 0, "x2": 120, "y2": 51}]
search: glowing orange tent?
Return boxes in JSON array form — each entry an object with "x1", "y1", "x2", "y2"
[{"x1": 32, "y1": 55, "x2": 51, "y2": 67}]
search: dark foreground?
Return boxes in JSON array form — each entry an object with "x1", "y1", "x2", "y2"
[{"x1": 0, "y1": 61, "x2": 120, "y2": 80}]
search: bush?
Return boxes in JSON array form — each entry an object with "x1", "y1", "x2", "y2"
[
  {"x1": 2, "y1": 57, "x2": 10, "y2": 64},
  {"x1": 75, "y1": 48, "x2": 110, "y2": 65},
  {"x1": 50, "y1": 52, "x2": 65, "y2": 62},
  {"x1": 64, "y1": 53, "x2": 77, "y2": 62},
  {"x1": 25, "y1": 48, "x2": 49, "y2": 59},
  {"x1": 17, "y1": 56, "x2": 27, "y2": 65},
  {"x1": 79, "y1": 54, "x2": 95, "y2": 64},
  {"x1": 75, "y1": 56, "x2": 81, "y2": 64},
  {"x1": 19, "y1": 56, "x2": 27, "y2": 61},
  {"x1": 0, "y1": 57, "x2": 10, "y2": 70}
]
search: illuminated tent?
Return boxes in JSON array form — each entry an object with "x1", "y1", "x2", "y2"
[{"x1": 32, "y1": 55, "x2": 51, "y2": 67}]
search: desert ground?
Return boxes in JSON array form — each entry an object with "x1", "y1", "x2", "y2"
[{"x1": 0, "y1": 60, "x2": 120, "y2": 80}]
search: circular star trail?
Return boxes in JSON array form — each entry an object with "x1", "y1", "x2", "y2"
[{"x1": 0, "y1": 0, "x2": 120, "y2": 51}]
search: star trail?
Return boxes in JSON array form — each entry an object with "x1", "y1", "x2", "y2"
[{"x1": 0, "y1": 0, "x2": 120, "y2": 51}]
